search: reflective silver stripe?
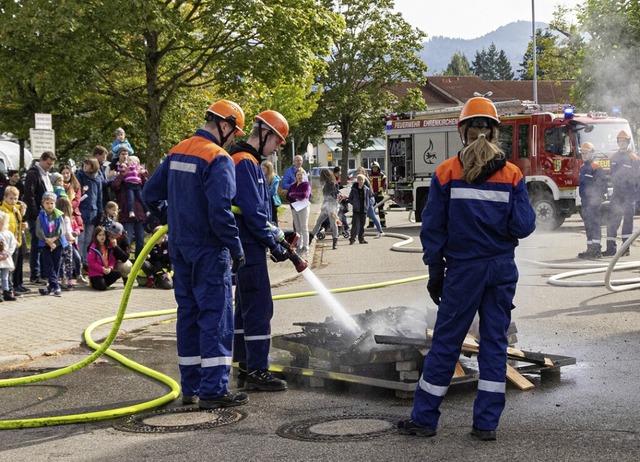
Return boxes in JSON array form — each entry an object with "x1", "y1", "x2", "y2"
[
  {"x1": 451, "y1": 188, "x2": 510, "y2": 203},
  {"x1": 201, "y1": 356, "x2": 232, "y2": 368},
  {"x1": 478, "y1": 379, "x2": 505, "y2": 393},
  {"x1": 177, "y1": 355, "x2": 201, "y2": 366},
  {"x1": 245, "y1": 334, "x2": 272, "y2": 341},
  {"x1": 419, "y1": 376, "x2": 448, "y2": 396},
  {"x1": 170, "y1": 160, "x2": 197, "y2": 173},
  {"x1": 234, "y1": 329, "x2": 245, "y2": 334}
]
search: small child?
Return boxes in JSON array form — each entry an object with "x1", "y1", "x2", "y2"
[
  {"x1": 87, "y1": 226, "x2": 121, "y2": 291},
  {"x1": 0, "y1": 211, "x2": 17, "y2": 301},
  {"x1": 16, "y1": 200, "x2": 29, "y2": 290},
  {"x1": 36, "y1": 192, "x2": 68, "y2": 297},
  {"x1": 56, "y1": 197, "x2": 78, "y2": 290},
  {"x1": 51, "y1": 172, "x2": 69, "y2": 200},
  {"x1": 116, "y1": 151, "x2": 148, "y2": 218},
  {"x1": 137, "y1": 226, "x2": 172, "y2": 289},
  {"x1": 103, "y1": 201, "x2": 120, "y2": 224},
  {"x1": 0, "y1": 187, "x2": 29, "y2": 295},
  {"x1": 111, "y1": 127, "x2": 134, "y2": 162}
]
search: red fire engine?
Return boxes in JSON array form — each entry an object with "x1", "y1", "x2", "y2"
[{"x1": 385, "y1": 101, "x2": 634, "y2": 230}]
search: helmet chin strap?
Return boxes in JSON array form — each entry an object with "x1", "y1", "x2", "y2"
[
  {"x1": 216, "y1": 119, "x2": 233, "y2": 147},
  {"x1": 256, "y1": 123, "x2": 273, "y2": 159}
]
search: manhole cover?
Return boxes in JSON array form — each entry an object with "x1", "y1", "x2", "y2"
[
  {"x1": 276, "y1": 414, "x2": 399, "y2": 442},
  {"x1": 113, "y1": 406, "x2": 247, "y2": 433}
]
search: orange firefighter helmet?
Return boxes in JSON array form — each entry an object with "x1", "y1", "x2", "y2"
[
  {"x1": 458, "y1": 97, "x2": 500, "y2": 125},
  {"x1": 254, "y1": 110, "x2": 289, "y2": 145},
  {"x1": 206, "y1": 100, "x2": 246, "y2": 136},
  {"x1": 580, "y1": 142, "x2": 595, "y2": 152},
  {"x1": 617, "y1": 130, "x2": 631, "y2": 140}
]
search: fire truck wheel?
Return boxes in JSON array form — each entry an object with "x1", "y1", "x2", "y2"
[{"x1": 531, "y1": 193, "x2": 563, "y2": 231}]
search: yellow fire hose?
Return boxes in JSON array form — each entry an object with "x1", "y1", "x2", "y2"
[{"x1": 0, "y1": 226, "x2": 428, "y2": 430}]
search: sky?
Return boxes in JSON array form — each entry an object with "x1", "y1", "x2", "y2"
[{"x1": 393, "y1": 0, "x2": 584, "y2": 40}]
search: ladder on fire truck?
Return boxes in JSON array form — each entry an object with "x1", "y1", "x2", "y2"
[{"x1": 394, "y1": 100, "x2": 567, "y2": 120}]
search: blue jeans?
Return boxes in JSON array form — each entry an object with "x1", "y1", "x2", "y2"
[{"x1": 124, "y1": 220, "x2": 145, "y2": 261}]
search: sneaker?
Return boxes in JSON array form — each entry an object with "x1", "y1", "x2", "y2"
[
  {"x1": 359, "y1": 240, "x2": 368, "y2": 244},
  {"x1": 77, "y1": 274, "x2": 88, "y2": 284},
  {"x1": 53, "y1": 289, "x2": 62, "y2": 297},
  {"x1": 199, "y1": 391, "x2": 249, "y2": 409},
  {"x1": 374, "y1": 233, "x2": 383, "y2": 239},
  {"x1": 182, "y1": 395, "x2": 199, "y2": 405},
  {"x1": 30, "y1": 277, "x2": 47, "y2": 285},
  {"x1": 39, "y1": 288, "x2": 51, "y2": 296},
  {"x1": 244, "y1": 369, "x2": 287, "y2": 391},
  {"x1": 397, "y1": 419, "x2": 437, "y2": 437},
  {"x1": 15, "y1": 286, "x2": 31, "y2": 294},
  {"x1": 129, "y1": 211, "x2": 135, "y2": 218},
  {"x1": 471, "y1": 425, "x2": 496, "y2": 441}
]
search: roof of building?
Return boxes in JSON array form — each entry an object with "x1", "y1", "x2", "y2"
[{"x1": 388, "y1": 76, "x2": 573, "y2": 108}]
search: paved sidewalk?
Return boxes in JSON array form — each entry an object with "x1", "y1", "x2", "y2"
[{"x1": 0, "y1": 202, "x2": 322, "y2": 369}]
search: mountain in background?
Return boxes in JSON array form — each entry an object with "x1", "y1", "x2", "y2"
[{"x1": 421, "y1": 20, "x2": 548, "y2": 76}]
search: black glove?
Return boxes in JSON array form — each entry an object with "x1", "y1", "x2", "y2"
[
  {"x1": 270, "y1": 244, "x2": 289, "y2": 262},
  {"x1": 427, "y1": 276, "x2": 444, "y2": 306},
  {"x1": 231, "y1": 254, "x2": 246, "y2": 274}
]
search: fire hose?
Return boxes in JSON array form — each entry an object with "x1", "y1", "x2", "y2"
[{"x1": 0, "y1": 222, "x2": 427, "y2": 429}]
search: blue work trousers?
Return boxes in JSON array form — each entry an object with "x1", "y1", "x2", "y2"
[
  {"x1": 582, "y1": 202, "x2": 602, "y2": 245},
  {"x1": 607, "y1": 194, "x2": 635, "y2": 249},
  {"x1": 411, "y1": 257, "x2": 517, "y2": 431},
  {"x1": 171, "y1": 244, "x2": 234, "y2": 399},
  {"x1": 233, "y1": 243, "x2": 274, "y2": 371}
]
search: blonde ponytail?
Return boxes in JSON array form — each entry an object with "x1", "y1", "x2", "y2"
[{"x1": 460, "y1": 127, "x2": 504, "y2": 183}]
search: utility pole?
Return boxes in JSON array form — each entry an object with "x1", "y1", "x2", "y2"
[{"x1": 532, "y1": 0, "x2": 538, "y2": 104}]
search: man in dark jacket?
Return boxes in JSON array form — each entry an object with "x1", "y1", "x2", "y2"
[{"x1": 23, "y1": 151, "x2": 56, "y2": 284}]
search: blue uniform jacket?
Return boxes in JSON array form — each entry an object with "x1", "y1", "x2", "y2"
[
  {"x1": 579, "y1": 160, "x2": 608, "y2": 205},
  {"x1": 421, "y1": 157, "x2": 535, "y2": 271},
  {"x1": 142, "y1": 129, "x2": 242, "y2": 259},
  {"x1": 76, "y1": 169, "x2": 104, "y2": 226},
  {"x1": 609, "y1": 149, "x2": 640, "y2": 196},
  {"x1": 227, "y1": 142, "x2": 277, "y2": 250}
]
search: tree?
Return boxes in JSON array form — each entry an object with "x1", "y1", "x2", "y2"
[
  {"x1": 444, "y1": 52, "x2": 472, "y2": 76},
  {"x1": 310, "y1": 0, "x2": 428, "y2": 185},
  {"x1": 574, "y1": 0, "x2": 640, "y2": 127},
  {"x1": 0, "y1": 0, "x2": 342, "y2": 169},
  {"x1": 471, "y1": 43, "x2": 514, "y2": 80},
  {"x1": 518, "y1": 29, "x2": 582, "y2": 80}
]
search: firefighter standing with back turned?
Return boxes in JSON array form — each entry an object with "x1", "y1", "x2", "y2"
[
  {"x1": 577, "y1": 142, "x2": 608, "y2": 259},
  {"x1": 228, "y1": 110, "x2": 291, "y2": 391},
  {"x1": 603, "y1": 130, "x2": 640, "y2": 257},
  {"x1": 142, "y1": 100, "x2": 248, "y2": 409},
  {"x1": 398, "y1": 96, "x2": 536, "y2": 441},
  {"x1": 368, "y1": 161, "x2": 386, "y2": 228}
]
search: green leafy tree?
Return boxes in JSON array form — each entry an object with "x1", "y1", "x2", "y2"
[
  {"x1": 444, "y1": 52, "x2": 472, "y2": 76},
  {"x1": 0, "y1": 0, "x2": 342, "y2": 169},
  {"x1": 518, "y1": 29, "x2": 582, "y2": 81},
  {"x1": 574, "y1": 0, "x2": 640, "y2": 127},
  {"x1": 471, "y1": 43, "x2": 514, "y2": 80},
  {"x1": 310, "y1": 0, "x2": 428, "y2": 185}
]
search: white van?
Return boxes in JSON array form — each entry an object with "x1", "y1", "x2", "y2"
[{"x1": 0, "y1": 140, "x2": 34, "y2": 173}]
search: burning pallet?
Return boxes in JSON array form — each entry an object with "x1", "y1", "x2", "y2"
[{"x1": 270, "y1": 306, "x2": 575, "y2": 397}]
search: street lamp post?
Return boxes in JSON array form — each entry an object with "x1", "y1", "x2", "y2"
[{"x1": 532, "y1": 0, "x2": 538, "y2": 104}]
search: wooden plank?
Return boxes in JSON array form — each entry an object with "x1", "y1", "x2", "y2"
[
  {"x1": 506, "y1": 363, "x2": 535, "y2": 390},
  {"x1": 453, "y1": 362, "x2": 466, "y2": 378}
]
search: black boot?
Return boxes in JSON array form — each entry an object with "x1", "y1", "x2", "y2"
[
  {"x1": 332, "y1": 238, "x2": 338, "y2": 249},
  {"x1": 3, "y1": 290, "x2": 17, "y2": 301},
  {"x1": 602, "y1": 243, "x2": 617, "y2": 257},
  {"x1": 309, "y1": 232, "x2": 314, "y2": 244},
  {"x1": 245, "y1": 369, "x2": 287, "y2": 391},
  {"x1": 578, "y1": 244, "x2": 602, "y2": 259}
]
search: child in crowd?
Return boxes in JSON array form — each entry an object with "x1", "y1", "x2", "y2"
[
  {"x1": 347, "y1": 174, "x2": 372, "y2": 245},
  {"x1": 56, "y1": 197, "x2": 78, "y2": 290},
  {"x1": 111, "y1": 127, "x2": 134, "y2": 162},
  {"x1": 116, "y1": 150, "x2": 149, "y2": 218},
  {"x1": 51, "y1": 172, "x2": 69, "y2": 200},
  {"x1": 0, "y1": 187, "x2": 29, "y2": 295},
  {"x1": 137, "y1": 226, "x2": 172, "y2": 289},
  {"x1": 36, "y1": 192, "x2": 67, "y2": 297},
  {"x1": 103, "y1": 201, "x2": 120, "y2": 224},
  {"x1": 103, "y1": 219, "x2": 132, "y2": 286},
  {"x1": 0, "y1": 211, "x2": 17, "y2": 301},
  {"x1": 87, "y1": 226, "x2": 121, "y2": 291}
]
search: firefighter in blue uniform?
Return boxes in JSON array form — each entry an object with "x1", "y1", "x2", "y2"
[
  {"x1": 228, "y1": 110, "x2": 290, "y2": 391},
  {"x1": 603, "y1": 130, "x2": 640, "y2": 256},
  {"x1": 577, "y1": 142, "x2": 608, "y2": 259},
  {"x1": 398, "y1": 97, "x2": 536, "y2": 441},
  {"x1": 142, "y1": 100, "x2": 249, "y2": 409}
]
